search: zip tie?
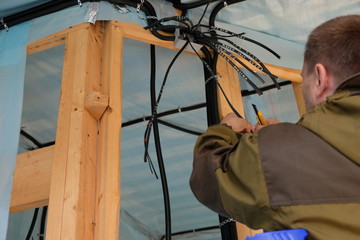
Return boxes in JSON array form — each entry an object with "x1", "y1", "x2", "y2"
[
  {"x1": 0, "y1": 18, "x2": 9, "y2": 32},
  {"x1": 139, "y1": 15, "x2": 158, "y2": 21},
  {"x1": 219, "y1": 218, "x2": 235, "y2": 227},
  {"x1": 177, "y1": 106, "x2": 181, "y2": 112},
  {"x1": 77, "y1": 0, "x2": 82, "y2": 7},
  {"x1": 223, "y1": 1, "x2": 228, "y2": 7},
  {"x1": 136, "y1": 0, "x2": 145, "y2": 13},
  {"x1": 205, "y1": 75, "x2": 221, "y2": 84}
]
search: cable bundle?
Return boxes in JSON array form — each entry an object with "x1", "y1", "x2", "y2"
[{"x1": 143, "y1": 15, "x2": 281, "y2": 96}]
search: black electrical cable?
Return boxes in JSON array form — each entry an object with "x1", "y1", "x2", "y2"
[
  {"x1": 171, "y1": 0, "x2": 220, "y2": 10},
  {"x1": 0, "y1": 0, "x2": 92, "y2": 30},
  {"x1": 201, "y1": 46, "x2": 220, "y2": 125},
  {"x1": 122, "y1": 102, "x2": 206, "y2": 127},
  {"x1": 149, "y1": 44, "x2": 172, "y2": 240},
  {"x1": 39, "y1": 206, "x2": 48, "y2": 240},
  {"x1": 20, "y1": 129, "x2": 42, "y2": 148},
  {"x1": 188, "y1": 41, "x2": 243, "y2": 118},
  {"x1": 20, "y1": 129, "x2": 55, "y2": 150},
  {"x1": 157, "y1": 119, "x2": 203, "y2": 136},
  {"x1": 25, "y1": 208, "x2": 39, "y2": 240},
  {"x1": 207, "y1": 1, "x2": 244, "y2": 239},
  {"x1": 241, "y1": 80, "x2": 291, "y2": 97}
]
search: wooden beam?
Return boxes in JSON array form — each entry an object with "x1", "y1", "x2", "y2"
[
  {"x1": 94, "y1": 21, "x2": 122, "y2": 240},
  {"x1": 27, "y1": 24, "x2": 91, "y2": 55},
  {"x1": 216, "y1": 56, "x2": 245, "y2": 118},
  {"x1": 292, "y1": 82, "x2": 306, "y2": 117},
  {"x1": 113, "y1": 21, "x2": 301, "y2": 83},
  {"x1": 45, "y1": 23, "x2": 102, "y2": 240},
  {"x1": 10, "y1": 146, "x2": 54, "y2": 213}
]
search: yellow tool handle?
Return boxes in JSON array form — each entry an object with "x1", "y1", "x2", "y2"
[{"x1": 256, "y1": 111, "x2": 267, "y2": 125}]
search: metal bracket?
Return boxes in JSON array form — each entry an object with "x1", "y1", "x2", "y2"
[{"x1": 0, "y1": 18, "x2": 9, "y2": 32}]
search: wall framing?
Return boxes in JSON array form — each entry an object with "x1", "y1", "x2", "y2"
[{"x1": 10, "y1": 20, "x2": 303, "y2": 240}]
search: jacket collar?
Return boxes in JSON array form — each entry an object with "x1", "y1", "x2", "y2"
[{"x1": 335, "y1": 72, "x2": 360, "y2": 95}]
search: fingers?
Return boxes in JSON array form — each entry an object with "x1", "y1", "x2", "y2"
[
  {"x1": 265, "y1": 118, "x2": 280, "y2": 125},
  {"x1": 252, "y1": 118, "x2": 280, "y2": 132},
  {"x1": 221, "y1": 113, "x2": 253, "y2": 133}
]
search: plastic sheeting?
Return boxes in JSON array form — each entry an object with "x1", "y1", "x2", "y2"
[
  {"x1": 187, "y1": 0, "x2": 360, "y2": 45},
  {"x1": 0, "y1": 22, "x2": 29, "y2": 240}
]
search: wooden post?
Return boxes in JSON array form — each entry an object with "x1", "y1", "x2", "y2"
[
  {"x1": 216, "y1": 56, "x2": 263, "y2": 239},
  {"x1": 292, "y1": 82, "x2": 306, "y2": 117},
  {"x1": 94, "y1": 21, "x2": 122, "y2": 240},
  {"x1": 45, "y1": 23, "x2": 102, "y2": 240},
  {"x1": 216, "y1": 56, "x2": 245, "y2": 120}
]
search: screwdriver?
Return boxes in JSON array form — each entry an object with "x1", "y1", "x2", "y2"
[{"x1": 252, "y1": 104, "x2": 267, "y2": 125}]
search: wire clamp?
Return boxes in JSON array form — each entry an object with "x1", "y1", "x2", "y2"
[
  {"x1": 205, "y1": 75, "x2": 221, "y2": 84},
  {"x1": 0, "y1": 18, "x2": 9, "y2": 32},
  {"x1": 136, "y1": 0, "x2": 145, "y2": 13}
]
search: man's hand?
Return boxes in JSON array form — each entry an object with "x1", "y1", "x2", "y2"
[
  {"x1": 252, "y1": 118, "x2": 280, "y2": 132},
  {"x1": 221, "y1": 113, "x2": 252, "y2": 133}
]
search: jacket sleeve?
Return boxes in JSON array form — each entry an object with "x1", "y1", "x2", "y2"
[{"x1": 189, "y1": 124, "x2": 276, "y2": 230}]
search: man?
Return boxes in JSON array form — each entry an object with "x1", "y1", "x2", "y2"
[{"x1": 190, "y1": 15, "x2": 360, "y2": 240}]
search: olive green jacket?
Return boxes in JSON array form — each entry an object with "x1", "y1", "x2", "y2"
[{"x1": 190, "y1": 72, "x2": 360, "y2": 240}]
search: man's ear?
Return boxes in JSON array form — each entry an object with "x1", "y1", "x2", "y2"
[{"x1": 314, "y1": 63, "x2": 331, "y2": 101}]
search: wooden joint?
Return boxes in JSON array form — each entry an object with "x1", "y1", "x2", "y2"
[{"x1": 85, "y1": 91, "x2": 109, "y2": 120}]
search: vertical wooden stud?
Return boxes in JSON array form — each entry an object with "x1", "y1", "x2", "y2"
[
  {"x1": 94, "y1": 21, "x2": 122, "y2": 240},
  {"x1": 216, "y1": 56, "x2": 263, "y2": 239},
  {"x1": 46, "y1": 23, "x2": 102, "y2": 240},
  {"x1": 216, "y1": 56, "x2": 245, "y2": 119}
]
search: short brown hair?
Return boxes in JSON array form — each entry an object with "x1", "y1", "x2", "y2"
[{"x1": 304, "y1": 15, "x2": 360, "y2": 85}]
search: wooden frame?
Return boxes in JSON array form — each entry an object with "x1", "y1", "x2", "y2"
[{"x1": 10, "y1": 20, "x2": 303, "y2": 240}]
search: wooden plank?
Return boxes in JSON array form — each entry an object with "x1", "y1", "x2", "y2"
[
  {"x1": 94, "y1": 21, "x2": 122, "y2": 240},
  {"x1": 216, "y1": 56, "x2": 245, "y2": 118},
  {"x1": 292, "y1": 82, "x2": 306, "y2": 117},
  {"x1": 10, "y1": 146, "x2": 54, "y2": 213},
  {"x1": 238, "y1": 61, "x2": 302, "y2": 83},
  {"x1": 46, "y1": 23, "x2": 102, "y2": 240},
  {"x1": 27, "y1": 23, "x2": 91, "y2": 55}
]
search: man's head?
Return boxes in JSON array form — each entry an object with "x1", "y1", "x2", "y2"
[{"x1": 301, "y1": 15, "x2": 360, "y2": 111}]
